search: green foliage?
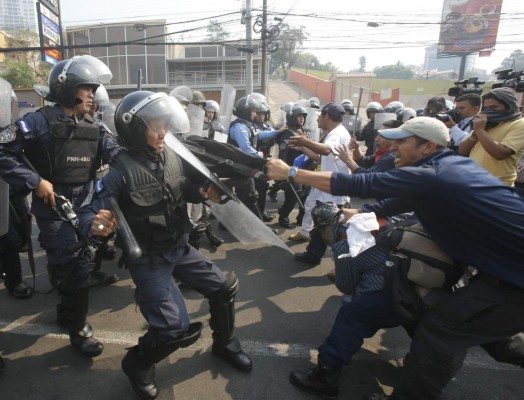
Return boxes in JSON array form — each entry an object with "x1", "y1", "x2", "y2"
[
  {"x1": 373, "y1": 62, "x2": 414, "y2": 79},
  {"x1": 269, "y1": 23, "x2": 308, "y2": 78},
  {"x1": 207, "y1": 20, "x2": 230, "y2": 41},
  {"x1": 0, "y1": 60, "x2": 35, "y2": 88},
  {"x1": 493, "y1": 49, "x2": 524, "y2": 73}
]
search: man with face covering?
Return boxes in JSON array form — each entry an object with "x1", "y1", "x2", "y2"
[{"x1": 458, "y1": 87, "x2": 524, "y2": 186}]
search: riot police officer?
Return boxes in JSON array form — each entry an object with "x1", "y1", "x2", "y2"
[
  {"x1": 359, "y1": 101, "x2": 383, "y2": 156},
  {"x1": 0, "y1": 55, "x2": 120, "y2": 357},
  {"x1": 78, "y1": 91, "x2": 252, "y2": 400}
]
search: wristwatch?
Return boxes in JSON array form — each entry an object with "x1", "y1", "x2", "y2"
[{"x1": 288, "y1": 166, "x2": 298, "y2": 184}]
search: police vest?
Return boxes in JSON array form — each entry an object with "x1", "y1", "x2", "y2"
[
  {"x1": 24, "y1": 106, "x2": 101, "y2": 184},
  {"x1": 227, "y1": 119, "x2": 255, "y2": 147},
  {"x1": 113, "y1": 148, "x2": 190, "y2": 254}
]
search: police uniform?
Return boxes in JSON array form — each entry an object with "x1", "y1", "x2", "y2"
[
  {"x1": 0, "y1": 105, "x2": 120, "y2": 356},
  {"x1": 77, "y1": 90, "x2": 251, "y2": 400}
]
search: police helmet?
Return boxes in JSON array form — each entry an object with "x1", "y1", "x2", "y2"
[
  {"x1": 191, "y1": 90, "x2": 206, "y2": 106},
  {"x1": 342, "y1": 102, "x2": 355, "y2": 115},
  {"x1": 366, "y1": 102, "x2": 383, "y2": 113},
  {"x1": 94, "y1": 84, "x2": 109, "y2": 106},
  {"x1": 311, "y1": 202, "x2": 342, "y2": 231},
  {"x1": 341, "y1": 99, "x2": 353, "y2": 106},
  {"x1": 286, "y1": 104, "x2": 308, "y2": 129},
  {"x1": 169, "y1": 86, "x2": 193, "y2": 106},
  {"x1": 397, "y1": 107, "x2": 417, "y2": 123},
  {"x1": 205, "y1": 100, "x2": 220, "y2": 113},
  {"x1": 309, "y1": 96, "x2": 320, "y2": 109},
  {"x1": 281, "y1": 102, "x2": 294, "y2": 114},
  {"x1": 234, "y1": 95, "x2": 261, "y2": 120},
  {"x1": 45, "y1": 55, "x2": 113, "y2": 108},
  {"x1": 384, "y1": 101, "x2": 405, "y2": 113},
  {"x1": 445, "y1": 99, "x2": 454, "y2": 111},
  {"x1": 115, "y1": 91, "x2": 189, "y2": 151},
  {"x1": 416, "y1": 108, "x2": 425, "y2": 116}
]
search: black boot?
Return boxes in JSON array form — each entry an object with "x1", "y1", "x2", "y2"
[
  {"x1": 2, "y1": 252, "x2": 33, "y2": 299},
  {"x1": 205, "y1": 224, "x2": 224, "y2": 248},
  {"x1": 60, "y1": 288, "x2": 104, "y2": 357},
  {"x1": 69, "y1": 323, "x2": 104, "y2": 357},
  {"x1": 209, "y1": 272, "x2": 252, "y2": 372},
  {"x1": 289, "y1": 360, "x2": 340, "y2": 399},
  {"x1": 122, "y1": 323, "x2": 203, "y2": 400}
]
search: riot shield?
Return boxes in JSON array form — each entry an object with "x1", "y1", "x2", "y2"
[
  {"x1": 0, "y1": 177, "x2": 8, "y2": 236},
  {"x1": 163, "y1": 134, "x2": 291, "y2": 252},
  {"x1": 0, "y1": 78, "x2": 12, "y2": 126},
  {"x1": 375, "y1": 113, "x2": 397, "y2": 129},
  {"x1": 342, "y1": 115, "x2": 362, "y2": 137},
  {"x1": 272, "y1": 109, "x2": 286, "y2": 129},
  {"x1": 186, "y1": 104, "x2": 206, "y2": 138},
  {"x1": 217, "y1": 84, "x2": 236, "y2": 138},
  {"x1": 304, "y1": 107, "x2": 320, "y2": 142},
  {"x1": 0, "y1": 78, "x2": 12, "y2": 235},
  {"x1": 169, "y1": 86, "x2": 193, "y2": 105},
  {"x1": 98, "y1": 101, "x2": 117, "y2": 134}
]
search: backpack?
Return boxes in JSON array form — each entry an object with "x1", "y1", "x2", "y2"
[{"x1": 377, "y1": 223, "x2": 466, "y2": 322}]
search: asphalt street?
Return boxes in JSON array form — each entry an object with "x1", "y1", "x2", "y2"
[{"x1": 0, "y1": 193, "x2": 523, "y2": 400}]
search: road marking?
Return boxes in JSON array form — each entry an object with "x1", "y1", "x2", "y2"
[{"x1": 0, "y1": 319, "x2": 518, "y2": 371}]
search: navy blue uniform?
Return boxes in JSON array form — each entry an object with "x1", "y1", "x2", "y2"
[
  {"x1": 78, "y1": 151, "x2": 226, "y2": 344},
  {"x1": 0, "y1": 106, "x2": 121, "y2": 324}
]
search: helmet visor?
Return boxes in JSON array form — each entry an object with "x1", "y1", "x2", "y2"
[{"x1": 134, "y1": 94, "x2": 190, "y2": 135}]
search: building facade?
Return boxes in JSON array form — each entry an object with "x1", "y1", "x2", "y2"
[{"x1": 0, "y1": 0, "x2": 37, "y2": 33}]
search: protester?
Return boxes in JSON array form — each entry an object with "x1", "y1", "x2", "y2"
[
  {"x1": 266, "y1": 116, "x2": 524, "y2": 400},
  {"x1": 458, "y1": 87, "x2": 524, "y2": 186}
]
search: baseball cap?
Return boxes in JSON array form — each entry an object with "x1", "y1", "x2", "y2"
[
  {"x1": 321, "y1": 102, "x2": 345, "y2": 120},
  {"x1": 378, "y1": 116, "x2": 450, "y2": 147}
]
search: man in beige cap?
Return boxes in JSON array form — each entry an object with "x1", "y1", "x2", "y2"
[{"x1": 266, "y1": 116, "x2": 524, "y2": 400}]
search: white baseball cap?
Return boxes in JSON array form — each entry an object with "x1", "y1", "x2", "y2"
[{"x1": 378, "y1": 116, "x2": 450, "y2": 147}]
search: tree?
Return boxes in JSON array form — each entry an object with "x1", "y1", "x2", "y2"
[
  {"x1": 358, "y1": 55, "x2": 366, "y2": 72},
  {"x1": 268, "y1": 23, "x2": 308, "y2": 78},
  {"x1": 206, "y1": 20, "x2": 230, "y2": 41},
  {"x1": 373, "y1": 62, "x2": 414, "y2": 79},
  {"x1": 492, "y1": 49, "x2": 524, "y2": 73},
  {"x1": 0, "y1": 60, "x2": 35, "y2": 88},
  {"x1": 1, "y1": 29, "x2": 50, "y2": 86}
]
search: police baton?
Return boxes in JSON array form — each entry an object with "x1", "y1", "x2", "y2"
[{"x1": 109, "y1": 196, "x2": 142, "y2": 260}]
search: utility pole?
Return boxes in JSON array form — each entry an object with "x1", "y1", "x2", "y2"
[
  {"x1": 245, "y1": 0, "x2": 253, "y2": 94},
  {"x1": 260, "y1": 0, "x2": 268, "y2": 96}
]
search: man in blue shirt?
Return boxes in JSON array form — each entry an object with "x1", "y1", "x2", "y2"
[{"x1": 266, "y1": 116, "x2": 524, "y2": 400}]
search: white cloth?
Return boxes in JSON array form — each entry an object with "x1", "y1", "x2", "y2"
[{"x1": 343, "y1": 212, "x2": 379, "y2": 258}]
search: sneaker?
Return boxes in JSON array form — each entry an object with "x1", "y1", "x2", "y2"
[
  {"x1": 288, "y1": 232, "x2": 310, "y2": 242},
  {"x1": 294, "y1": 252, "x2": 321, "y2": 266}
]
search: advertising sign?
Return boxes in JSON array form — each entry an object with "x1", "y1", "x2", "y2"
[
  {"x1": 37, "y1": 2, "x2": 63, "y2": 65},
  {"x1": 437, "y1": 0, "x2": 504, "y2": 56}
]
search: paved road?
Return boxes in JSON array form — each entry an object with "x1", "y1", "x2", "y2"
[{"x1": 1, "y1": 194, "x2": 523, "y2": 400}]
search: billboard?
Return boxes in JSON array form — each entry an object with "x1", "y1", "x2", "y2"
[
  {"x1": 37, "y1": 1, "x2": 63, "y2": 65},
  {"x1": 437, "y1": 0, "x2": 504, "y2": 56}
]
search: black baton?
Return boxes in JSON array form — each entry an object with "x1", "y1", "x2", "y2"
[{"x1": 109, "y1": 196, "x2": 142, "y2": 260}]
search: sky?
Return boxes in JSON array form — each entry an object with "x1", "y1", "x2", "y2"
[{"x1": 60, "y1": 0, "x2": 524, "y2": 75}]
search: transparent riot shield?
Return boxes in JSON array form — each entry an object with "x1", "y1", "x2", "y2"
[
  {"x1": 164, "y1": 134, "x2": 290, "y2": 252},
  {"x1": 304, "y1": 106, "x2": 320, "y2": 142},
  {"x1": 217, "y1": 84, "x2": 236, "y2": 139},
  {"x1": 0, "y1": 78, "x2": 12, "y2": 235},
  {"x1": 374, "y1": 113, "x2": 397, "y2": 129},
  {"x1": 186, "y1": 104, "x2": 206, "y2": 139}
]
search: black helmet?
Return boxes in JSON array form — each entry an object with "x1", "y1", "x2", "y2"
[
  {"x1": 286, "y1": 104, "x2": 308, "y2": 129},
  {"x1": 311, "y1": 202, "x2": 343, "y2": 231},
  {"x1": 366, "y1": 101, "x2": 383, "y2": 113},
  {"x1": 234, "y1": 95, "x2": 261, "y2": 120},
  {"x1": 45, "y1": 55, "x2": 112, "y2": 108},
  {"x1": 416, "y1": 108, "x2": 425, "y2": 116},
  {"x1": 115, "y1": 91, "x2": 189, "y2": 152},
  {"x1": 425, "y1": 96, "x2": 447, "y2": 116},
  {"x1": 384, "y1": 101, "x2": 405, "y2": 113}
]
